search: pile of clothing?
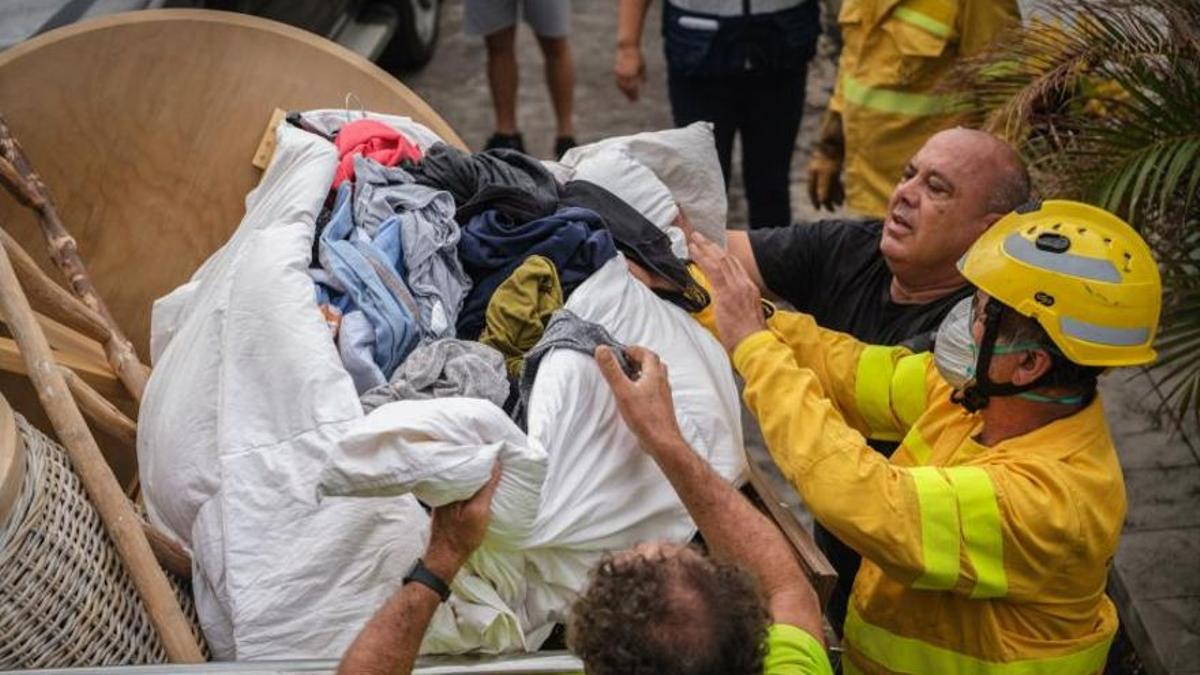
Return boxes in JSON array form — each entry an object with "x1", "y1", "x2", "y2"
[
  {"x1": 307, "y1": 114, "x2": 715, "y2": 409},
  {"x1": 138, "y1": 110, "x2": 743, "y2": 661}
]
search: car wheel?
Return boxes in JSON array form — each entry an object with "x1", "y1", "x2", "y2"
[{"x1": 377, "y1": 0, "x2": 439, "y2": 72}]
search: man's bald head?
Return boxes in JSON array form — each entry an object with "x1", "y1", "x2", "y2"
[
  {"x1": 880, "y1": 129, "x2": 1030, "y2": 289},
  {"x1": 930, "y1": 128, "x2": 1030, "y2": 215}
]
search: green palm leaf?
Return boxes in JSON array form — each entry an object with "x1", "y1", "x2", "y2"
[{"x1": 954, "y1": 0, "x2": 1200, "y2": 428}]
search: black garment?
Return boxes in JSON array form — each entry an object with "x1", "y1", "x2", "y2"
[
  {"x1": 408, "y1": 143, "x2": 560, "y2": 225},
  {"x1": 748, "y1": 218, "x2": 973, "y2": 636},
  {"x1": 663, "y1": 1, "x2": 819, "y2": 229},
  {"x1": 560, "y1": 180, "x2": 709, "y2": 313},
  {"x1": 749, "y1": 219, "x2": 971, "y2": 344}
]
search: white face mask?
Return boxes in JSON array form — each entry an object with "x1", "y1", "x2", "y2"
[
  {"x1": 934, "y1": 297, "x2": 1085, "y2": 406},
  {"x1": 934, "y1": 296, "x2": 975, "y2": 390}
]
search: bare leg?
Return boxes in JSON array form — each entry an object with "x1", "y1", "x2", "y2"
[
  {"x1": 485, "y1": 26, "x2": 519, "y2": 134},
  {"x1": 536, "y1": 34, "x2": 575, "y2": 138}
]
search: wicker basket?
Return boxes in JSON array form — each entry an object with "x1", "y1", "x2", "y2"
[{"x1": 0, "y1": 413, "x2": 207, "y2": 668}]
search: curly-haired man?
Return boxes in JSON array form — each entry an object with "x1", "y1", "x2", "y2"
[
  {"x1": 567, "y1": 543, "x2": 770, "y2": 674},
  {"x1": 567, "y1": 344, "x2": 830, "y2": 674},
  {"x1": 338, "y1": 344, "x2": 831, "y2": 674}
]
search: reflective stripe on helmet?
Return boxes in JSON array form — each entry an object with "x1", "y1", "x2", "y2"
[
  {"x1": 1060, "y1": 315, "x2": 1151, "y2": 347},
  {"x1": 1002, "y1": 233, "x2": 1121, "y2": 283}
]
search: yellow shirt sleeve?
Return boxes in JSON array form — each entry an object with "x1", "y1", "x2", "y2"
[
  {"x1": 732, "y1": 329, "x2": 931, "y2": 585},
  {"x1": 764, "y1": 624, "x2": 834, "y2": 675}
]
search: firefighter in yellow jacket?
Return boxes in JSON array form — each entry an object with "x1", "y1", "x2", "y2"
[
  {"x1": 683, "y1": 200, "x2": 1160, "y2": 672},
  {"x1": 808, "y1": 0, "x2": 1021, "y2": 217}
]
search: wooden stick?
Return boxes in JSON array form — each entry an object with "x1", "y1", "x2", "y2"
[
  {"x1": 60, "y1": 366, "x2": 137, "y2": 449},
  {"x1": 0, "y1": 227, "x2": 110, "y2": 343},
  {"x1": 744, "y1": 460, "x2": 838, "y2": 608},
  {"x1": 0, "y1": 116, "x2": 149, "y2": 402},
  {"x1": 0, "y1": 337, "x2": 126, "y2": 401},
  {"x1": 0, "y1": 236, "x2": 204, "y2": 663},
  {"x1": 142, "y1": 521, "x2": 193, "y2": 580}
]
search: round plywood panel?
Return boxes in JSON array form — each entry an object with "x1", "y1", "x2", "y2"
[{"x1": 0, "y1": 9, "x2": 464, "y2": 356}]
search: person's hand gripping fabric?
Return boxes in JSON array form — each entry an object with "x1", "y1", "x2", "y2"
[
  {"x1": 688, "y1": 232, "x2": 768, "y2": 353},
  {"x1": 338, "y1": 465, "x2": 501, "y2": 675},
  {"x1": 594, "y1": 345, "x2": 684, "y2": 452}
]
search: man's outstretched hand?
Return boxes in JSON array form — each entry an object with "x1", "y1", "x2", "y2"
[
  {"x1": 688, "y1": 232, "x2": 767, "y2": 353},
  {"x1": 595, "y1": 345, "x2": 684, "y2": 452}
]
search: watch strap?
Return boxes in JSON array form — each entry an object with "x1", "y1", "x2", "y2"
[{"x1": 403, "y1": 558, "x2": 452, "y2": 602}]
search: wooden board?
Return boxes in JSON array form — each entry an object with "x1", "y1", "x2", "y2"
[
  {"x1": 251, "y1": 108, "x2": 289, "y2": 171},
  {"x1": 744, "y1": 461, "x2": 838, "y2": 608}
]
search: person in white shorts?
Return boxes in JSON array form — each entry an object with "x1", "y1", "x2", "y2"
[{"x1": 465, "y1": 0, "x2": 577, "y2": 158}]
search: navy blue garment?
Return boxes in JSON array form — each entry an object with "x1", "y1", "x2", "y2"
[
  {"x1": 663, "y1": 1, "x2": 820, "y2": 228},
  {"x1": 456, "y1": 206, "x2": 618, "y2": 339}
]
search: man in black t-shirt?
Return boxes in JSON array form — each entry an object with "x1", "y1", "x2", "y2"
[
  {"x1": 729, "y1": 128, "x2": 1030, "y2": 345},
  {"x1": 725, "y1": 127, "x2": 1031, "y2": 634}
]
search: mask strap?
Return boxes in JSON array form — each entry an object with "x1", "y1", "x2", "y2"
[
  {"x1": 989, "y1": 341, "x2": 1045, "y2": 355},
  {"x1": 954, "y1": 300, "x2": 1079, "y2": 412},
  {"x1": 1017, "y1": 391, "x2": 1085, "y2": 406},
  {"x1": 953, "y1": 299, "x2": 1005, "y2": 412}
]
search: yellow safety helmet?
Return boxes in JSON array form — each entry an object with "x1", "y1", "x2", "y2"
[{"x1": 958, "y1": 200, "x2": 1161, "y2": 367}]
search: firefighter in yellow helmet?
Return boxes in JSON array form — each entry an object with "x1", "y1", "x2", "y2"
[
  {"x1": 686, "y1": 200, "x2": 1160, "y2": 672},
  {"x1": 809, "y1": 0, "x2": 1022, "y2": 218}
]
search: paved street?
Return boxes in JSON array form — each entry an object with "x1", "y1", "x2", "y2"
[{"x1": 402, "y1": 0, "x2": 841, "y2": 229}]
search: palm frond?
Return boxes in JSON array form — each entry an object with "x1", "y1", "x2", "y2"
[{"x1": 955, "y1": 0, "x2": 1200, "y2": 430}]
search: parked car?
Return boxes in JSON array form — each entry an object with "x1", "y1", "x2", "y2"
[{"x1": 0, "y1": 0, "x2": 441, "y2": 71}]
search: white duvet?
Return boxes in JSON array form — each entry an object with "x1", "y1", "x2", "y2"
[{"x1": 139, "y1": 116, "x2": 743, "y2": 660}]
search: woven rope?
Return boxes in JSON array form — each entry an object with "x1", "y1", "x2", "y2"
[{"x1": 0, "y1": 414, "x2": 207, "y2": 668}]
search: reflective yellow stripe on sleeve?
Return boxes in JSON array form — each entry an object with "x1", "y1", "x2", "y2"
[
  {"x1": 856, "y1": 346, "x2": 903, "y2": 441},
  {"x1": 901, "y1": 426, "x2": 934, "y2": 464},
  {"x1": 856, "y1": 348, "x2": 927, "y2": 441},
  {"x1": 842, "y1": 74, "x2": 965, "y2": 116},
  {"x1": 891, "y1": 353, "x2": 930, "y2": 429},
  {"x1": 909, "y1": 467, "x2": 959, "y2": 590},
  {"x1": 845, "y1": 606, "x2": 1113, "y2": 674},
  {"x1": 946, "y1": 467, "x2": 1009, "y2": 599},
  {"x1": 892, "y1": 7, "x2": 952, "y2": 38}
]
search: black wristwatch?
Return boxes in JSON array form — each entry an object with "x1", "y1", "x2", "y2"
[{"x1": 403, "y1": 558, "x2": 452, "y2": 602}]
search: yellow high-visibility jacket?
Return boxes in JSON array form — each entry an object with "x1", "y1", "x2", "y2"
[
  {"x1": 833, "y1": 0, "x2": 1020, "y2": 217},
  {"x1": 706, "y1": 307, "x2": 1123, "y2": 673}
]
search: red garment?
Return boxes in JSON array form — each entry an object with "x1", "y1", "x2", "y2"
[{"x1": 331, "y1": 119, "x2": 423, "y2": 188}]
